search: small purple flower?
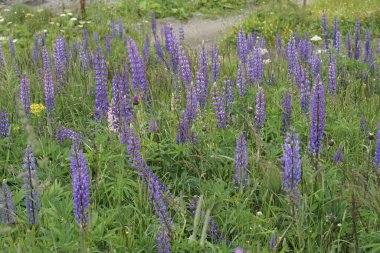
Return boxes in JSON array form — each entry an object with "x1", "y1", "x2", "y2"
[
  {"x1": 270, "y1": 233, "x2": 277, "y2": 252},
  {"x1": 149, "y1": 117, "x2": 159, "y2": 133},
  {"x1": 22, "y1": 146, "x2": 40, "y2": 224},
  {"x1": 333, "y1": 146, "x2": 344, "y2": 163},
  {"x1": 20, "y1": 75, "x2": 31, "y2": 118},
  {"x1": 1, "y1": 181, "x2": 16, "y2": 224},
  {"x1": 198, "y1": 45, "x2": 209, "y2": 87},
  {"x1": 287, "y1": 36, "x2": 297, "y2": 79},
  {"x1": 309, "y1": 75, "x2": 325, "y2": 156},
  {"x1": 299, "y1": 69, "x2": 311, "y2": 115},
  {"x1": 235, "y1": 248, "x2": 244, "y2": 253},
  {"x1": 235, "y1": 133, "x2": 248, "y2": 187},
  {"x1": 254, "y1": 89, "x2": 265, "y2": 131},
  {"x1": 179, "y1": 26, "x2": 185, "y2": 43}
]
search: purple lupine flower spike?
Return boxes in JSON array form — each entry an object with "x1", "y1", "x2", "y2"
[
  {"x1": 270, "y1": 233, "x2": 277, "y2": 252},
  {"x1": 196, "y1": 70, "x2": 207, "y2": 110},
  {"x1": 179, "y1": 27, "x2": 185, "y2": 43},
  {"x1": 8, "y1": 36, "x2": 16, "y2": 58},
  {"x1": 346, "y1": 33, "x2": 352, "y2": 58},
  {"x1": 328, "y1": 54, "x2": 337, "y2": 95},
  {"x1": 111, "y1": 20, "x2": 116, "y2": 39},
  {"x1": 70, "y1": 140, "x2": 90, "y2": 230},
  {"x1": 309, "y1": 75, "x2": 325, "y2": 156},
  {"x1": 83, "y1": 27, "x2": 89, "y2": 51},
  {"x1": 151, "y1": 12, "x2": 157, "y2": 37},
  {"x1": 198, "y1": 45, "x2": 209, "y2": 87},
  {"x1": 32, "y1": 33, "x2": 39, "y2": 66},
  {"x1": 105, "y1": 35, "x2": 111, "y2": 56},
  {"x1": 179, "y1": 46, "x2": 192, "y2": 86},
  {"x1": 211, "y1": 83, "x2": 226, "y2": 128},
  {"x1": 1, "y1": 181, "x2": 16, "y2": 224},
  {"x1": 185, "y1": 83, "x2": 197, "y2": 122},
  {"x1": 374, "y1": 122, "x2": 380, "y2": 168},
  {"x1": 322, "y1": 10, "x2": 329, "y2": 48},
  {"x1": 276, "y1": 32, "x2": 282, "y2": 57},
  {"x1": 237, "y1": 60, "x2": 246, "y2": 96},
  {"x1": 223, "y1": 79, "x2": 234, "y2": 111},
  {"x1": 149, "y1": 117, "x2": 159, "y2": 133},
  {"x1": 118, "y1": 18, "x2": 123, "y2": 39},
  {"x1": 299, "y1": 68, "x2": 310, "y2": 115},
  {"x1": 23, "y1": 146, "x2": 40, "y2": 224},
  {"x1": 126, "y1": 128, "x2": 173, "y2": 251},
  {"x1": 94, "y1": 47, "x2": 109, "y2": 121},
  {"x1": 93, "y1": 32, "x2": 99, "y2": 44},
  {"x1": 0, "y1": 44, "x2": 4, "y2": 69},
  {"x1": 237, "y1": 28, "x2": 247, "y2": 61},
  {"x1": 20, "y1": 75, "x2": 31, "y2": 118},
  {"x1": 281, "y1": 130, "x2": 302, "y2": 203},
  {"x1": 44, "y1": 68, "x2": 55, "y2": 115},
  {"x1": 0, "y1": 109, "x2": 10, "y2": 138},
  {"x1": 354, "y1": 18, "x2": 361, "y2": 60},
  {"x1": 281, "y1": 91, "x2": 292, "y2": 135},
  {"x1": 254, "y1": 89, "x2": 266, "y2": 131},
  {"x1": 332, "y1": 17, "x2": 338, "y2": 50},
  {"x1": 287, "y1": 36, "x2": 297, "y2": 79},
  {"x1": 143, "y1": 35, "x2": 150, "y2": 65},
  {"x1": 364, "y1": 28, "x2": 371, "y2": 63},
  {"x1": 234, "y1": 133, "x2": 248, "y2": 187},
  {"x1": 211, "y1": 44, "x2": 219, "y2": 84}
]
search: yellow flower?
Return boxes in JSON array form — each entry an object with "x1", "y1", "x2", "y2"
[
  {"x1": 30, "y1": 103, "x2": 46, "y2": 115},
  {"x1": 25, "y1": 13, "x2": 34, "y2": 18},
  {"x1": 12, "y1": 125, "x2": 20, "y2": 132}
]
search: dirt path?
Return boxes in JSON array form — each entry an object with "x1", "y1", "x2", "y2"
[{"x1": 157, "y1": 10, "x2": 251, "y2": 49}]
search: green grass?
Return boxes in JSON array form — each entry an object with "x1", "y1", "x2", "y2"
[{"x1": 1, "y1": 0, "x2": 380, "y2": 252}]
